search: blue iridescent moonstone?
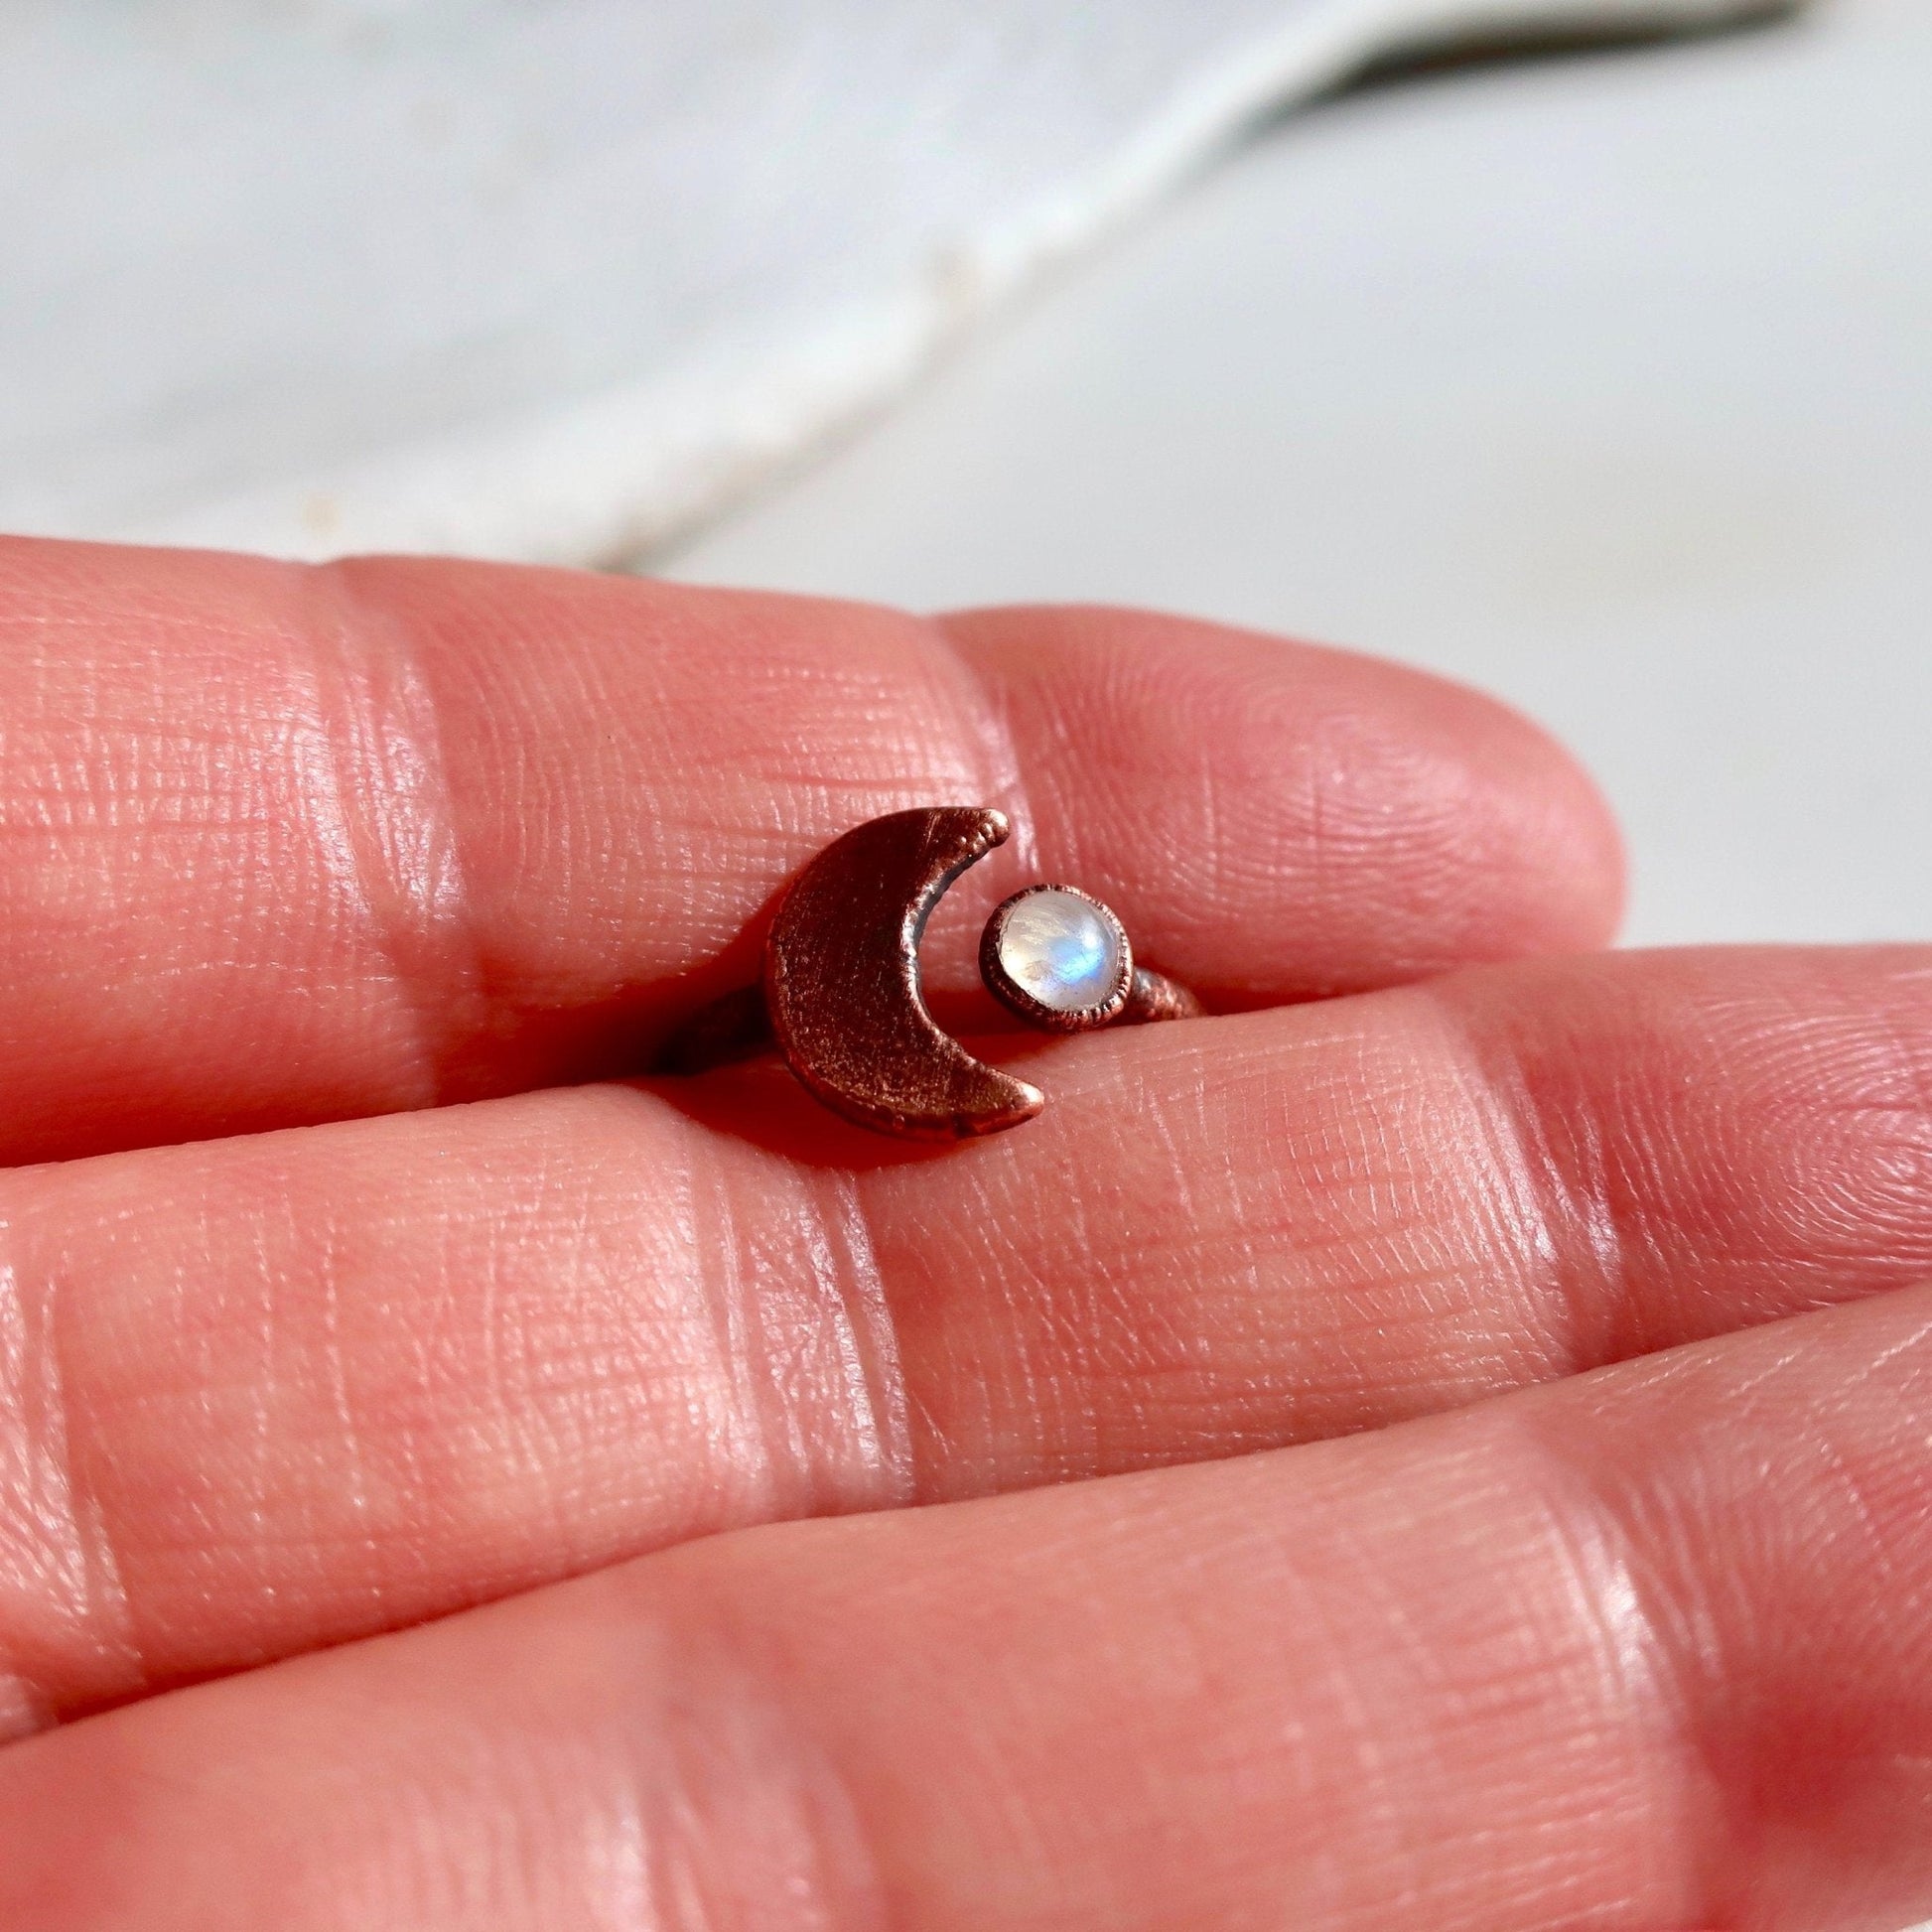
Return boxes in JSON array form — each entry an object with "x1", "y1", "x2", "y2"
[{"x1": 997, "y1": 891, "x2": 1122, "y2": 1012}]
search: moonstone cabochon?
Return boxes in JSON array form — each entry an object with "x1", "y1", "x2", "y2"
[{"x1": 981, "y1": 885, "x2": 1134, "y2": 1030}]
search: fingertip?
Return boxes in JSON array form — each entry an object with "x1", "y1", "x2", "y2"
[{"x1": 938, "y1": 603, "x2": 1625, "y2": 998}]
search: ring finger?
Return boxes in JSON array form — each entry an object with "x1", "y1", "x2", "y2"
[{"x1": 0, "y1": 942, "x2": 1926, "y2": 1725}]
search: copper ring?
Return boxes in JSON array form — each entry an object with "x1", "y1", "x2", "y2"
[{"x1": 656, "y1": 805, "x2": 1203, "y2": 1141}]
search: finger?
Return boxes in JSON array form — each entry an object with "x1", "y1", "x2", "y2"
[
  {"x1": 0, "y1": 538, "x2": 1618, "y2": 1162},
  {"x1": 0, "y1": 946, "x2": 1926, "y2": 1721},
  {"x1": 6, "y1": 1287, "x2": 1932, "y2": 1930}
]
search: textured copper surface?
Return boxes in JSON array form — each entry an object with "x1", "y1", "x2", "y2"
[
  {"x1": 762, "y1": 805, "x2": 1045, "y2": 1140},
  {"x1": 1119, "y1": 966, "x2": 1206, "y2": 1026},
  {"x1": 650, "y1": 982, "x2": 772, "y2": 1075}
]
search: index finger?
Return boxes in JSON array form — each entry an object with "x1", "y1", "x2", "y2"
[{"x1": 0, "y1": 537, "x2": 1620, "y2": 1162}]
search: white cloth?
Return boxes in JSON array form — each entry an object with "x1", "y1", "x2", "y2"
[{"x1": 2, "y1": 0, "x2": 1776, "y2": 564}]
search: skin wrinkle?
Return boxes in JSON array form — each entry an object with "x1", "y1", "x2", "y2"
[
  {"x1": 753, "y1": 1205, "x2": 842, "y2": 1513},
  {"x1": 1014, "y1": 1138, "x2": 1114, "y2": 1482},
  {"x1": 0, "y1": 1239, "x2": 136, "y2": 1730},
  {"x1": 312, "y1": 1213, "x2": 386, "y2": 1628},
  {"x1": 1447, "y1": 986, "x2": 1649, "y2": 1370},
  {"x1": 306, "y1": 564, "x2": 484, "y2": 1114},
  {"x1": 466, "y1": 1164, "x2": 516, "y2": 1549},
  {"x1": 1806, "y1": 1430, "x2": 1911, "y2": 1621},
  {"x1": 3, "y1": 555, "x2": 481, "y2": 1151},
  {"x1": 282, "y1": 1552, "x2": 895, "y2": 1932},
  {"x1": 1801, "y1": 1318, "x2": 1932, "y2": 1620},
  {"x1": 1417, "y1": 984, "x2": 1596, "y2": 1387},
  {"x1": 695, "y1": 1155, "x2": 786, "y2": 1526},
  {"x1": 1090, "y1": 1070, "x2": 1267, "y2": 1466},
  {"x1": 1512, "y1": 1423, "x2": 1708, "y2": 1922},
  {"x1": 1260, "y1": 1505, "x2": 1432, "y2": 1917},
  {"x1": 236, "y1": 1188, "x2": 322, "y2": 1626},
  {"x1": 704, "y1": 1155, "x2": 918, "y2": 1526},
  {"x1": 1502, "y1": 1319, "x2": 1932, "y2": 1921},
  {"x1": 1569, "y1": 965, "x2": 1927, "y2": 1337},
  {"x1": 95, "y1": 1182, "x2": 324, "y2": 1673},
  {"x1": 1326, "y1": 1412, "x2": 1711, "y2": 1929},
  {"x1": 800, "y1": 1171, "x2": 917, "y2": 1515},
  {"x1": 459, "y1": 1130, "x2": 687, "y2": 1579},
  {"x1": 596, "y1": 1626, "x2": 889, "y2": 1932},
  {"x1": 1424, "y1": 961, "x2": 1929, "y2": 1378},
  {"x1": 697, "y1": 1157, "x2": 810, "y2": 1525},
  {"x1": 1291, "y1": 713, "x2": 1467, "y2": 980},
  {"x1": 357, "y1": 1231, "x2": 449, "y2": 1592}
]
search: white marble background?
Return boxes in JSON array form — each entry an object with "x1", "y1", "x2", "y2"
[
  {"x1": 670, "y1": 0, "x2": 1932, "y2": 953},
  {"x1": 3, "y1": 0, "x2": 1776, "y2": 562}
]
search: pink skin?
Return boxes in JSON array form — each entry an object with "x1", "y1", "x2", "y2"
[
  {"x1": 0, "y1": 540, "x2": 1616, "y2": 1161},
  {"x1": 0, "y1": 536, "x2": 1925, "y2": 1926}
]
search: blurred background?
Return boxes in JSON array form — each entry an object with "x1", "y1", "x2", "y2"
[{"x1": 4, "y1": 0, "x2": 1927, "y2": 948}]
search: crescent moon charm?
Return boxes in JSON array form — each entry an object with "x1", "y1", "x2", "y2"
[{"x1": 762, "y1": 805, "x2": 1046, "y2": 1140}]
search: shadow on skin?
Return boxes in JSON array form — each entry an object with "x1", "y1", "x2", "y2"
[{"x1": 636, "y1": 1027, "x2": 1073, "y2": 1169}]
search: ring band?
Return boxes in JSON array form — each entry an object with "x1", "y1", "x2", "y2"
[{"x1": 657, "y1": 806, "x2": 1201, "y2": 1140}]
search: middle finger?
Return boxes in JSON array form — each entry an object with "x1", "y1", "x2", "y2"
[{"x1": 0, "y1": 943, "x2": 1927, "y2": 1723}]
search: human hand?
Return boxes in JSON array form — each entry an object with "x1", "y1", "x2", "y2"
[{"x1": 0, "y1": 537, "x2": 1926, "y2": 1929}]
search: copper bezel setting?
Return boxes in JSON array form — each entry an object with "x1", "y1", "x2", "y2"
[{"x1": 979, "y1": 883, "x2": 1135, "y2": 1034}]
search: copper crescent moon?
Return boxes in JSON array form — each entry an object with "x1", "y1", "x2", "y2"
[{"x1": 763, "y1": 805, "x2": 1044, "y2": 1140}]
